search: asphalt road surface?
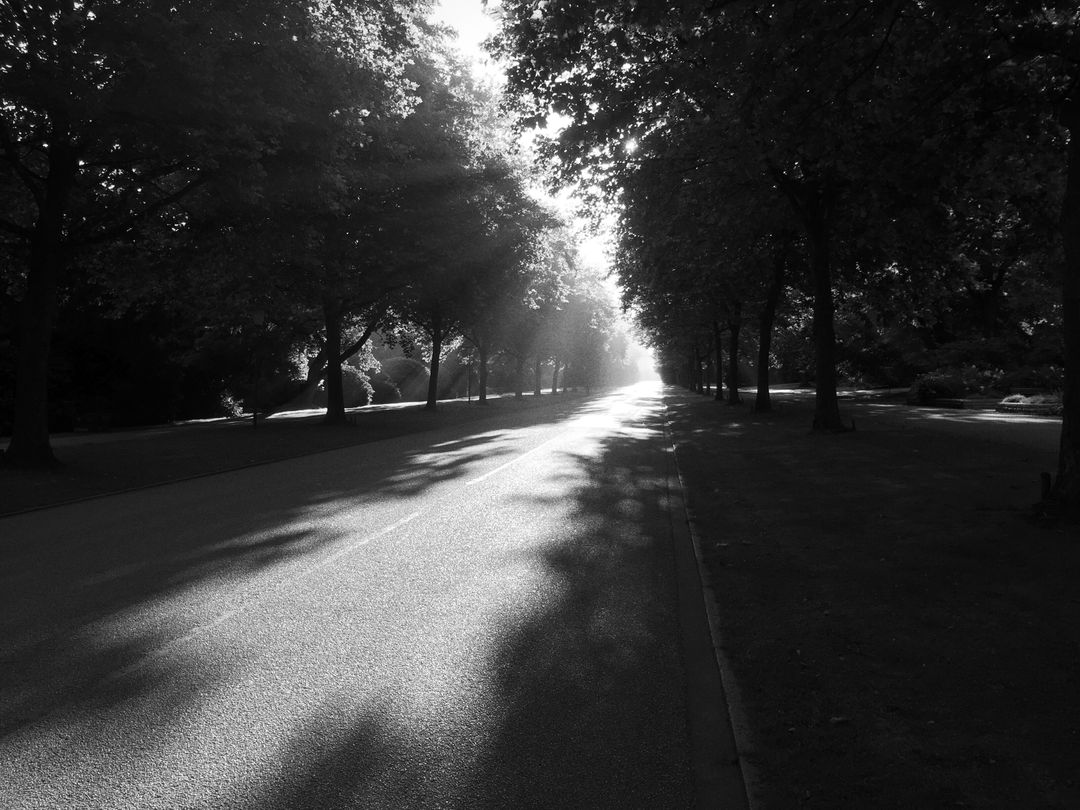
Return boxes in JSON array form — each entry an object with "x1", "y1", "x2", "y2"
[{"x1": 1, "y1": 383, "x2": 729, "y2": 809}]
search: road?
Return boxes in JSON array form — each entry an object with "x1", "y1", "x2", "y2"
[{"x1": 0, "y1": 383, "x2": 737, "y2": 809}]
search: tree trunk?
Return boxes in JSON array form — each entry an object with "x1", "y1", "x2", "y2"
[
  {"x1": 713, "y1": 320, "x2": 724, "y2": 401},
  {"x1": 478, "y1": 342, "x2": 489, "y2": 404},
  {"x1": 728, "y1": 302, "x2": 743, "y2": 405},
  {"x1": 533, "y1": 358, "x2": 543, "y2": 396},
  {"x1": 694, "y1": 346, "x2": 702, "y2": 394},
  {"x1": 807, "y1": 203, "x2": 844, "y2": 430},
  {"x1": 3, "y1": 139, "x2": 77, "y2": 468},
  {"x1": 551, "y1": 356, "x2": 560, "y2": 394},
  {"x1": 755, "y1": 247, "x2": 787, "y2": 413},
  {"x1": 322, "y1": 297, "x2": 346, "y2": 425},
  {"x1": 773, "y1": 170, "x2": 844, "y2": 430},
  {"x1": 1052, "y1": 90, "x2": 1080, "y2": 509},
  {"x1": 514, "y1": 355, "x2": 525, "y2": 399},
  {"x1": 252, "y1": 348, "x2": 262, "y2": 429},
  {"x1": 426, "y1": 312, "x2": 442, "y2": 411},
  {"x1": 698, "y1": 345, "x2": 708, "y2": 395}
]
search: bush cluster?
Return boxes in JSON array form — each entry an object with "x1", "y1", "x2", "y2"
[{"x1": 906, "y1": 372, "x2": 968, "y2": 405}]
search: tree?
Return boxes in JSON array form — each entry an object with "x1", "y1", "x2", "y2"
[
  {"x1": 494, "y1": 1, "x2": 1006, "y2": 430},
  {"x1": 974, "y1": 3, "x2": 1080, "y2": 510},
  {"x1": 0, "y1": 0, "x2": 427, "y2": 465},
  {"x1": 459, "y1": 185, "x2": 560, "y2": 402},
  {"x1": 611, "y1": 110, "x2": 797, "y2": 408}
]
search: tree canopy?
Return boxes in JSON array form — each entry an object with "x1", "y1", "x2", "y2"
[
  {"x1": 494, "y1": 0, "x2": 1080, "y2": 513},
  {"x1": 0, "y1": 3, "x2": 636, "y2": 462},
  {"x1": 5, "y1": 1, "x2": 1078, "y2": 515}
]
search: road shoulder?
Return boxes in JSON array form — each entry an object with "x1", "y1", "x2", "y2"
[{"x1": 663, "y1": 414, "x2": 752, "y2": 810}]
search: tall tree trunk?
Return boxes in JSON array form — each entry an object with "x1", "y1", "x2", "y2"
[
  {"x1": 698, "y1": 345, "x2": 708, "y2": 395},
  {"x1": 514, "y1": 355, "x2": 525, "y2": 399},
  {"x1": 322, "y1": 297, "x2": 346, "y2": 425},
  {"x1": 694, "y1": 346, "x2": 701, "y2": 393},
  {"x1": 426, "y1": 311, "x2": 442, "y2": 411},
  {"x1": 728, "y1": 302, "x2": 743, "y2": 405},
  {"x1": 478, "y1": 342, "x2": 489, "y2": 404},
  {"x1": 1053, "y1": 90, "x2": 1080, "y2": 508},
  {"x1": 807, "y1": 202, "x2": 844, "y2": 430},
  {"x1": 773, "y1": 170, "x2": 844, "y2": 430},
  {"x1": 551, "y1": 356, "x2": 560, "y2": 394},
  {"x1": 533, "y1": 358, "x2": 543, "y2": 396},
  {"x1": 713, "y1": 319, "x2": 724, "y2": 401},
  {"x1": 755, "y1": 247, "x2": 787, "y2": 413},
  {"x1": 4, "y1": 139, "x2": 77, "y2": 468}
]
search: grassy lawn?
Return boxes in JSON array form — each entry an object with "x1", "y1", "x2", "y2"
[
  {"x1": 665, "y1": 389, "x2": 1079, "y2": 809},
  {"x1": 0, "y1": 394, "x2": 572, "y2": 516}
]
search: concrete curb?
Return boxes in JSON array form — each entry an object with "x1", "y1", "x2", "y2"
[{"x1": 663, "y1": 404, "x2": 762, "y2": 810}]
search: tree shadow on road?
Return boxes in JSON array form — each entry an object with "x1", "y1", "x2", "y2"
[
  {"x1": 0, "y1": 394, "x2": 601, "y2": 756},
  {"x1": 239, "y1": 388, "x2": 698, "y2": 809}
]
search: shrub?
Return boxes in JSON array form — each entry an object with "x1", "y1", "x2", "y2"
[
  {"x1": 220, "y1": 393, "x2": 244, "y2": 417},
  {"x1": 906, "y1": 371, "x2": 967, "y2": 405},
  {"x1": 314, "y1": 365, "x2": 373, "y2": 408},
  {"x1": 380, "y1": 356, "x2": 429, "y2": 401},
  {"x1": 369, "y1": 374, "x2": 401, "y2": 404},
  {"x1": 994, "y1": 365, "x2": 1064, "y2": 394}
]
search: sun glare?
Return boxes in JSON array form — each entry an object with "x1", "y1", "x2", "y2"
[{"x1": 431, "y1": 0, "x2": 501, "y2": 79}]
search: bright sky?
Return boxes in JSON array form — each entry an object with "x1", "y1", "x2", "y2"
[
  {"x1": 431, "y1": 0, "x2": 501, "y2": 75},
  {"x1": 430, "y1": 0, "x2": 652, "y2": 374},
  {"x1": 431, "y1": 0, "x2": 613, "y2": 273}
]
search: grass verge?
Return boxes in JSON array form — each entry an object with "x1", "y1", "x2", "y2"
[
  {"x1": 665, "y1": 389, "x2": 1078, "y2": 809},
  {"x1": 0, "y1": 394, "x2": 572, "y2": 516}
]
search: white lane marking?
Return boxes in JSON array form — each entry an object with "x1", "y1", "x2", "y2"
[
  {"x1": 463, "y1": 439, "x2": 557, "y2": 487},
  {"x1": 297, "y1": 510, "x2": 421, "y2": 581}
]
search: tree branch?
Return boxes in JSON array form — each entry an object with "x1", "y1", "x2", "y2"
[
  {"x1": 0, "y1": 118, "x2": 45, "y2": 208},
  {"x1": 71, "y1": 173, "x2": 208, "y2": 247},
  {"x1": 835, "y1": 2, "x2": 904, "y2": 102},
  {"x1": 339, "y1": 305, "x2": 388, "y2": 363}
]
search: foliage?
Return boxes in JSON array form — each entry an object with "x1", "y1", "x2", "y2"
[
  {"x1": 376, "y1": 356, "x2": 429, "y2": 401},
  {"x1": 493, "y1": 0, "x2": 1080, "y2": 499},
  {"x1": 0, "y1": 0, "x2": 433, "y2": 460},
  {"x1": 906, "y1": 372, "x2": 969, "y2": 405},
  {"x1": 315, "y1": 365, "x2": 374, "y2": 409}
]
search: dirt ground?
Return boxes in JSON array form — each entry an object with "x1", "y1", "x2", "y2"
[
  {"x1": 664, "y1": 388, "x2": 1079, "y2": 809},
  {"x1": 3, "y1": 387, "x2": 1078, "y2": 808}
]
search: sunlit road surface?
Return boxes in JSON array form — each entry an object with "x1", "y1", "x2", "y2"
[{"x1": 0, "y1": 382, "x2": 703, "y2": 809}]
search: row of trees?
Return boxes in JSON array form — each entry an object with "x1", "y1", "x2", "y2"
[
  {"x1": 494, "y1": 1, "x2": 1080, "y2": 511},
  {"x1": 0, "y1": 2, "x2": 632, "y2": 467}
]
